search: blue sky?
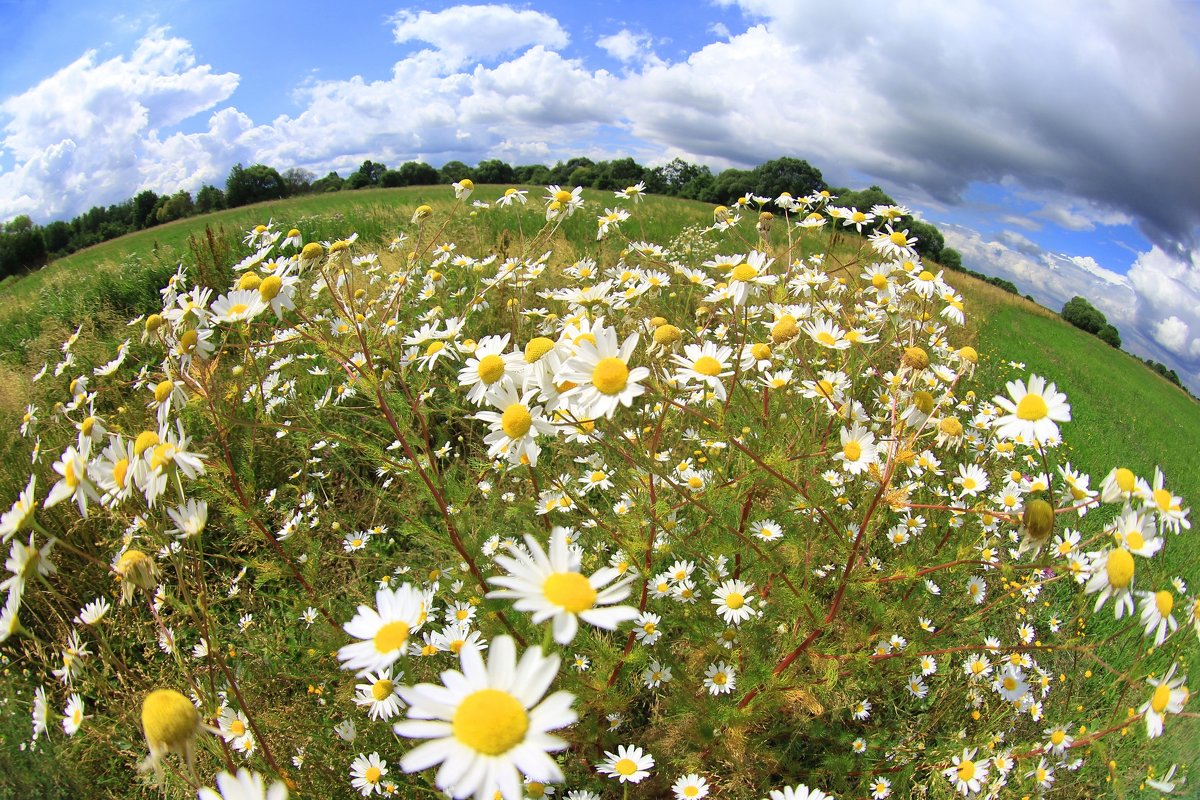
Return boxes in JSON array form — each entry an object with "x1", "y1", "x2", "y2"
[{"x1": 2, "y1": 1, "x2": 1200, "y2": 389}]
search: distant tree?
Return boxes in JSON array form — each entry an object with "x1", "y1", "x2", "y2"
[
  {"x1": 834, "y1": 185, "x2": 896, "y2": 214},
  {"x1": 398, "y1": 161, "x2": 440, "y2": 186},
  {"x1": 706, "y1": 168, "x2": 756, "y2": 205},
  {"x1": 549, "y1": 157, "x2": 595, "y2": 185},
  {"x1": 473, "y1": 159, "x2": 515, "y2": 185},
  {"x1": 4, "y1": 214, "x2": 33, "y2": 233},
  {"x1": 907, "y1": 219, "x2": 944, "y2": 262},
  {"x1": 648, "y1": 158, "x2": 708, "y2": 195},
  {"x1": 1098, "y1": 324, "x2": 1122, "y2": 348},
  {"x1": 595, "y1": 157, "x2": 645, "y2": 191},
  {"x1": 226, "y1": 164, "x2": 287, "y2": 207},
  {"x1": 1060, "y1": 296, "x2": 1107, "y2": 335},
  {"x1": 439, "y1": 160, "x2": 472, "y2": 183},
  {"x1": 132, "y1": 190, "x2": 160, "y2": 229},
  {"x1": 156, "y1": 190, "x2": 194, "y2": 223},
  {"x1": 347, "y1": 160, "x2": 387, "y2": 189},
  {"x1": 282, "y1": 167, "x2": 315, "y2": 195},
  {"x1": 42, "y1": 220, "x2": 72, "y2": 255},
  {"x1": 568, "y1": 166, "x2": 596, "y2": 187},
  {"x1": 753, "y1": 157, "x2": 826, "y2": 207},
  {"x1": 311, "y1": 171, "x2": 345, "y2": 193},
  {"x1": 513, "y1": 164, "x2": 551, "y2": 184},
  {"x1": 0, "y1": 226, "x2": 47, "y2": 278},
  {"x1": 379, "y1": 170, "x2": 405, "y2": 188},
  {"x1": 939, "y1": 247, "x2": 962, "y2": 271},
  {"x1": 195, "y1": 185, "x2": 227, "y2": 213}
]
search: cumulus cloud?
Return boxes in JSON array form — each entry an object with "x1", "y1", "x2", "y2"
[
  {"x1": 390, "y1": 4, "x2": 568, "y2": 67},
  {"x1": 596, "y1": 30, "x2": 656, "y2": 64},
  {"x1": 1154, "y1": 316, "x2": 1190, "y2": 353},
  {"x1": 0, "y1": 27, "x2": 238, "y2": 220}
]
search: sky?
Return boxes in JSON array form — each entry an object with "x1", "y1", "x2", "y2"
[{"x1": 2, "y1": 0, "x2": 1200, "y2": 391}]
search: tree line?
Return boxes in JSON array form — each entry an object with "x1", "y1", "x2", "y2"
[{"x1": 1, "y1": 154, "x2": 966, "y2": 281}]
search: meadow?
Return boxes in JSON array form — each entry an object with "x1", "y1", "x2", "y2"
[{"x1": 0, "y1": 184, "x2": 1195, "y2": 799}]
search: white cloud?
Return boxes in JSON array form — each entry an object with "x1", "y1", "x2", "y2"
[
  {"x1": 1154, "y1": 316, "x2": 1190, "y2": 353},
  {"x1": 0, "y1": 27, "x2": 237, "y2": 220},
  {"x1": 597, "y1": 30, "x2": 653, "y2": 63},
  {"x1": 390, "y1": 4, "x2": 568, "y2": 68}
]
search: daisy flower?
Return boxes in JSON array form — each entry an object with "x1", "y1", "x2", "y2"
[
  {"x1": 642, "y1": 660, "x2": 672, "y2": 688},
  {"x1": 634, "y1": 611, "x2": 662, "y2": 645},
  {"x1": 804, "y1": 316, "x2": 850, "y2": 350},
  {"x1": 851, "y1": 698, "x2": 871, "y2": 720},
  {"x1": 0, "y1": 474, "x2": 37, "y2": 543},
  {"x1": 76, "y1": 597, "x2": 110, "y2": 625},
  {"x1": 337, "y1": 584, "x2": 427, "y2": 674},
  {"x1": 953, "y1": 463, "x2": 989, "y2": 498},
  {"x1": 943, "y1": 748, "x2": 989, "y2": 796},
  {"x1": 1138, "y1": 589, "x2": 1179, "y2": 645},
  {"x1": 869, "y1": 776, "x2": 893, "y2": 799},
  {"x1": 211, "y1": 289, "x2": 268, "y2": 325},
  {"x1": 834, "y1": 424, "x2": 878, "y2": 476},
  {"x1": 596, "y1": 744, "x2": 654, "y2": 784},
  {"x1": 721, "y1": 251, "x2": 777, "y2": 306},
  {"x1": 453, "y1": 178, "x2": 475, "y2": 199},
  {"x1": 394, "y1": 636, "x2": 576, "y2": 800},
  {"x1": 711, "y1": 579, "x2": 755, "y2": 625},
  {"x1": 671, "y1": 342, "x2": 735, "y2": 401},
  {"x1": 198, "y1": 769, "x2": 289, "y2": 800},
  {"x1": 44, "y1": 445, "x2": 100, "y2": 518},
  {"x1": 555, "y1": 324, "x2": 649, "y2": 420},
  {"x1": 475, "y1": 386, "x2": 556, "y2": 467},
  {"x1": 62, "y1": 693, "x2": 85, "y2": 735},
  {"x1": 351, "y1": 752, "x2": 388, "y2": 796},
  {"x1": 704, "y1": 661, "x2": 737, "y2": 695},
  {"x1": 766, "y1": 785, "x2": 832, "y2": 800},
  {"x1": 1083, "y1": 547, "x2": 1136, "y2": 618},
  {"x1": 1146, "y1": 467, "x2": 1191, "y2": 533},
  {"x1": 1141, "y1": 663, "x2": 1188, "y2": 738},
  {"x1": 869, "y1": 225, "x2": 917, "y2": 260},
  {"x1": 354, "y1": 669, "x2": 405, "y2": 721},
  {"x1": 672, "y1": 773, "x2": 709, "y2": 799},
  {"x1": 487, "y1": 527, "x2": 637, "y2": 644},
  {"x1": 167, "y1": 498, "x2": 208, "y2": 539},
  {"x1": 750, "y1": 519, "x2": 784, "y2": 542},
  {"x1": 459, "y1": 334, "x2": 525, "y2": 405},
  {"x1": 991, "y1": 375, "x2": 1071, "y2": 443}
]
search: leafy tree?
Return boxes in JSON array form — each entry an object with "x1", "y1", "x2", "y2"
[
  {"x1": 132, "y1": 190, "x2": 160, "y2": 229},
  {"x1": 0, "y1": 226, "x2": 47, "y2": 278},
  {"x1": 833, "y1": 185, "x2": 895, "y2": 214},
  {"x1": 4, "y1": 214, "x2": 33, "y2": 233},
  {"x1": 42, "y1": 220, "x2": 72, "y2": 255},
  {"x1": 348, "y1": 160, "x2": 387, "y2": 189},
  {"x1": 514, "y1": 164, "x2": 551, "y2": 184},
  {"x1": 195, "y1": 185, "x2": 226, "y2": 213},
  {"x1": 473, "y1": 159, "x2": 515, "y2": 185},
  {"x1": 568, "y1": 166, "x2": 596, "y2": 187},
  {"x1": 648, "y1": 158, "x2": 708, "y2": 195},
  {"x1": 398, "y1": 162, "x2": 440, "y2": 186},
  {"x1": 282, "y1": 168, "x2": 315, "y2": 195},
  {"x1": 705, "y1": 168, "x2": 756, "y2": 205},
  {"x1": 1060, "y1": 296, "x2": 1107, "y2": 335},
  {"x1": 907, "y1": 219, "x2": 944, "y2": 262},
  {"x1": 753, "y1": 157, "x2": 826, "y2": 207},
  {"x1": 939, "y1": 247, "x2": 962, "y2": 271},
  {"x1": 1098, "y1": 324, "x2": 1122, "y2": 348},
  {"x1": 156, "y1": 191, "x2": 194, "y2": 223},
  {"x1": 225, "y1": 164, "x2": 287, "y2": 207},
  {"x1": 438, "y1": 160, "x2": 472, "y2": 183},
  {"x1": 549, "y1": 157, "x2": 595, "y2": 185},
  {"x1": 379, "y1": 170, "x2": 405, "y2": 188},
  {"x1": 595, "y1": 157, "x2": 645, "y2": 191},
  {"x1": 311, "y1": 171, "x2": 345, "y2": 193}
]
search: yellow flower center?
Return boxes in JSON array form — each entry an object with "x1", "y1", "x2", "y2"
[
  {"x1": 525, "y1": 337, "x2": 555, "y2": 363},
  {"x1": 228, "y1": 303, "x2": 249, "y2": 316},
  {"x1": 592, "y1": 357, "x2": 630, "y2": 395},
  {"x1": 725, "y1": 592, "x2": 744, "y2": 609},
  {"x1": 426, "y1": 341, "x2": 444, "y2": 357},
  {"x1": 542, "y1": 571, "x2": 597, "y2": 612},
  {"x1": 890, "y1": 231, "x2": 909, "y2": 246},
  {"x1": 145, "y1": 313, "x2": 165, "y2": 332},
  {"x1": 259, "y1": 275, "x2": 282, "y2": 301},
  {"x1": 1153, "y1": 488, "x2": 1174, "y2": 512},
  {"x1": 63, "y1": 459, "x2": 79, "y2": 488},
  {"x1": 113, "y1": 458, "x2": 130, "y2": 488},
  {"x1": 1050, "y1": 730, "x2": 1066, "y2": 745},
  {"x1": 364, "y1": 766, "x2": 382, "y2": 784},
  {"x1": 476, "y1": 354, "x2": 507, "y2": 384},
  {"x1": 713, "y1": 672, "x2": 727, "y2": 685},
  {"x1": 229, "y1": 719, "x2": 246, "y2": 736},
  {"x1": 554, "y1": 190, "x2": 573, "y2": 204},
  {"x1": 459, "y1": 179, "x2": 474, "y2": 190},
  {"x1": 135, "y1": 430, "x2": 159, "y2": 456},
  {"x1": 817, "y1": 331, "x2": 837, "y2": 346},
  {"x1": 154, "y1": 380, "x2": 174, "y2": 404},
  {"x1": 957, "y1": 759, "x2": 976, "y2": 782},
  {"x1": 693, "y1": 356, "x2": 722, "y2": 377},
  {"x1": 615, "y1": 758, "x2": 639, "y2": 776},
  {"x1": 940, "y1": 417, "x2": 963, "y2": 437},
  {"x1": 653, "y1": 325, "x2": 682, "y2": 346},
  {"x1": 771, "y1": 316, "x2": 798, "y2": 343},
  {"x1": 1105, "y1": 548, "x2": 1134, "y2": 589},
  {"x1": 1155, "y1": 590, "x2": 1174, "y2": 616},
  {"x1": 373, "y1": 621, "x2": 411, "y2": 654},
  {"x1": 150, "y1": 443, "x2": 176, "y2": 471},
  {"x1": 237, "y1": 272, "x2": 261, "y2": 291},
  {"x1": 1113, "y1": 467, "x2": 1135, "y2": 492},
  {"x1": 643, "y1": 622, "x2": 656, "y2": 634},
  {"x1": 1003, "y1": 676, "x2": 1018, "y2": 691},
  {"x1": 1016, "y1": 393, "x2": 1049, "y2": 421},
  {"x1": 918, "y1": 270, "x2": 935, "y2": 282},
  {"x1": 500, "y1": 404, "x2": 532, "y2": 439},
  {"x1": 301, "y1": 242, "x2": 324, "y2": 260},
  {"x1": 371, "y1": 679, "x2": 394, "y2": 701},
  {"x1": 1125, "y1": 530, "x2": 1145, "y2": 550},
  {"x1": 141, "y1": 689, "x2": 200, "y2": 748},
  {"x1": 843, "y1": 441, "x2": 862, "y2": 462},
  {"x1": 731, "y1": 263, "x2": 758, "y2": 282},
  {"x1": 453, "y1": 689, "x2": 528, "y2": 755},
  {"x1": 1151, "y1": 682, "x2": 1172, "y2": 714}
]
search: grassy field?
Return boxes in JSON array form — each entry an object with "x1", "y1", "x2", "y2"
[{"x1": 1, "y1": 186, "x2": 1197, "y2": 797}]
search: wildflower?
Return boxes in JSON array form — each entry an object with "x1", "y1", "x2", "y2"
[
  {"x1": 62, "y1": 693, "x2": 85, "y2": 735},
  {"x1": 1146, "y1": 467, "x2": 1191, "y2": 533},
  {"x1": 870, "y1": 777, "x2": 893, "y2": 799},
  {"x1": 991, "y1": 375, "x2": 1071, "y2": 443},
  {"x1": 1138, "y1": 589, "x2": 1179, "y2": 645},
  {"x1": 597, "y1": 744, "x2": 654, "y2": 784},
  {"x1": 141, "y1": 688, "x2": 202, "y2": 778},
  {"x1": 634, "y1": 611, "x2": 662, "y2": 645},
  {"x1": 337, "y1": 584, "x2": 427, "y2": 674},
  {"x1": 704, "y1": 661, "x2": 737, "y2": 695},
  {"x1": 44, "y1": 446, "x2": 100, "y2": 518},
  {"x1": 711, "y1": 579, "x2": 756, "y2": 625},
  {"x1": 394, "y1": 636, "x2": 576, "y2": 800},
  {"x1": 834, "y1": 424, "x2": 878, "y2": 476},
  {"x1": 487, "y1": 527, "x2": 637, "y2": 644},
  {"x1": 642, "y1": 660, "x2": 672, "y2": 688},
  {"x1": 1084, "y1": 547, "x2": 1136, "y2": 618},
  {"x1": 354, "y1": 669, "x2": 405, "y2": 721},
  {"x1": 1141, "y1": 663, "x2": 1188, "y2": 738},
  {"x1": 943, "y1": 748, "x2": 989, "y2": 796},
  {"x1": 851, "y1": 698, "x2": 871, "y2": 720},
  {"x1": 351, "y1": 752, "x2": 388, "y2": 797},
  {"x1": 766, "y1": 785, "x2": 832, "y2": 800},
  {"x1": 555, "y1": 324, "x2": 649, "y2": 420},
  {"x1": 1, "y1": 475, "x2": 37, "y2": 543},
  {"x1": 671, "y1": 342, "x2": 735, "y2": 401},
  {"x1": 672, "y1": 774, "x2": 709, "y2": 799}
]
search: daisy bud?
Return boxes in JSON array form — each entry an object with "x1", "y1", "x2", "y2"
[{"x1": 902, "y1": 346, "x2": 929, "y2": 370}]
